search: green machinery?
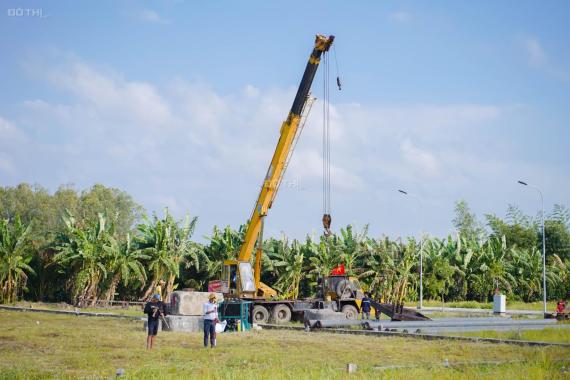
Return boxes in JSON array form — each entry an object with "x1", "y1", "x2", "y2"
[{"x1": 219, "y1": 300, "x2": 252, "y2": 332}]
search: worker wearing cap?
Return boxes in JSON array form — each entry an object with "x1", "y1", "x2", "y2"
[
  {"x1": 203, "y1": 293, "x2": 219, "y2": 348},
  {"x1": 144, "y1": 294, "x2": 166, "y2": 349},
  {"x1": 154, "y1": 279, "x2": 166, "y2": 301}
]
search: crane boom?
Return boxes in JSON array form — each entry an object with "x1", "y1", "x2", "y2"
[
  {"x1": 238, "y1": 34, "x2": 334, "y2": 263},
  {"x1": 218, "y1": 35, "x2": 334, "y2": 300}
]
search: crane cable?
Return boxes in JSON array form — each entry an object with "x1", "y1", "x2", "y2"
[
  {"x1": 334, "y1": 44, "x2": 342, "y2": 91},
  {"x1": 322, "y1": 51, "x2": 332, "y2": 236},
  {"x1": 322, "y1": 44, "x2": 341, "y2": 237}
]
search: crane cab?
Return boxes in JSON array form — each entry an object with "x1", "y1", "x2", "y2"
[
  {"x1": 218, "y1": 260, "x2": 277, "y2": 300},
  {"x1": 221, "y1": 260, "x2": 256, "y2": 299}
]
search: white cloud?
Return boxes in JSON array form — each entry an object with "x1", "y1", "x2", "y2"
[
  {"x1": 243, "y1": 84, "x2": 260, "y2": 98},
  {"x1": 10, "y1": 55, "x2": 364, "y2": 225},
  {"x1": 522, "y1": 36, "x2": 570, "y2": 82},
  {"x1": 524, "y1": 37, "x2": 547, "y2": 67},
  {"x1": 288, "y1": 149, "x2": 364, "y2": 190},
  {"x1": 47, "y1": 60, "x2": 172, "y2": 127},
  {"x1": 138, "y1": 10, "x2": 169, "y2": 24},
  {"x1": 0, "y1": 117, "x2": 26, "y2": 142},
  {"x1": 7, "y1": 53, "x2": 567, "y2": 241},
  {"x1": 389, "y1": 11, "x2": 412, "y2": 23},
  {"x1": 400, "y1": 139, "x2": 440, "y2": 178},
  {"x1": 0, "y1": 117, "x2": 27, "y2": 175},
  {"x1": 0, "y1": 154, "x2": 15, "y2": 174}
]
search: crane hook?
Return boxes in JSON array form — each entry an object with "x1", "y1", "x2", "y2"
[{"x1": 322, "y1": 213, "x2": 332, "y2": 237}]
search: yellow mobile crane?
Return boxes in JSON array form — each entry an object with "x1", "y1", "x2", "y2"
[
  {"x1": 212, "y1": 35, "x2": 334, "y2": 323},
  {"x1": 212, "y1": 35, "x2": 430, "y2": 325}
]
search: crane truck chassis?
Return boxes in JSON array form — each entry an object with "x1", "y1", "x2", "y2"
[{"x1": 215, "y1": 274, "x2": 430, "y2": 324}]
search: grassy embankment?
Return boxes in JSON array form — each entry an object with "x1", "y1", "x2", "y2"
[{"x1": 1, "y1": 310, "x2": 569, "y2": 379}]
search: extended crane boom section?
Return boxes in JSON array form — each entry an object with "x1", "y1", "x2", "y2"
[{"x1": 221, "y1": 35, "x2": 334, "y2": 300}]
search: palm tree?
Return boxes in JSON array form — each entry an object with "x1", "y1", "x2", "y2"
[{"x1": 0, "y1": 216, "x2": 35, "y2": 303}]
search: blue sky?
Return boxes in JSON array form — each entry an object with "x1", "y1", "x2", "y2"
[{"x1": 1, "y1": 1, "x2": 569, "y2": 241}]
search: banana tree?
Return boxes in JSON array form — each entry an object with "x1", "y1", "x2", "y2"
[
  {"x1": 136, "y1": 210, "x2": 198, "y2": 301},
  {"x1": 201, "y1": 225, "x2": 244, "y2": 284},
  {"x1": 54, "y1": 212, "x2": 112, "y2": 306},
  {"x1": 102, "y1": 234, "x2": 148, "y2": 302},
  {"x1": 0, "y1": 216, "x2": 34, "y2": 303},
  {"x1": 266, "y1": 237, "x2": 304, "y2": 300}
]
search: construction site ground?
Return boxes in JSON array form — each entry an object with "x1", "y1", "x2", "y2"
[{"x1": 1, "y1": 309, "x2": 569, "y2": 379}]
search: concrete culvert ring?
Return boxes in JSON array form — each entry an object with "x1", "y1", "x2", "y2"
[
  {"x1": 341, "y1": 305, "x2": 358, "y2": 320},
  {"x1": 252, "y1": 305, "x2": 270, "y2": 324},
  {"x1": 271, "y1": 304, "x2": 292, "y2": 324}
]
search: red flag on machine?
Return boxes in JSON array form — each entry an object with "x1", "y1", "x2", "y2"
[{"x1": 331, "y1": 264, "x2": 345, "y2": 275}]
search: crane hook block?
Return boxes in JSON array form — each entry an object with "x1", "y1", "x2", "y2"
[
  {"x1": 336, "y1": 76, "x2": 342, "y2": 90},
  {"x1": 322, "y1": 213, "x2": 332, "y2": 236}
]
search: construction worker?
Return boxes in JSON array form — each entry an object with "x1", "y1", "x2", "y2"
[
  {"x1": 155, "y1": 279, "x2": 166, "y2": 301},
  {"x1": 203, "y1": 293, "x2": 218, "y2": 348},
  {"x1": 144, "y1": 294, "x2": 166, "y2": 349},
  {"x1": 361, "y1": 292, "x2": 372, "y2": 320}
]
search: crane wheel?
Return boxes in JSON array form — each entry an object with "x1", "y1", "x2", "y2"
[
  {"x1": 252, "y1": 305, "x2": 270, "y2": 324},
  {"x1": 342, "y1": 305, "x2": 358, "y2": 320},
  {"x1": 271, "y1": 304, "x2": 292, "y2": 324}
]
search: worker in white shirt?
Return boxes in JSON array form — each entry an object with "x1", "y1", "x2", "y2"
[{"x1": 203, "y1": 293, "x2": 218, "y2": 348}]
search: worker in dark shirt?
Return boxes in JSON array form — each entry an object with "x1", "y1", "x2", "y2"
[
  {"x1": 144, "y1": 294, "x2": 167, "y2": 349},
  {"x1": 361, "y1": 292, "x2": 372, "y2": 320}
]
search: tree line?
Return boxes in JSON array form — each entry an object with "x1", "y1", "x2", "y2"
[{"x1": 1, "y1": 183, "x2": 569, "y2": 305}]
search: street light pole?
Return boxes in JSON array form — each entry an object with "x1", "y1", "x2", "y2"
[
  {"x1": 518, "y1": 180, "x2": 547, "y2": 316},
  {"x1": 398, "y1": 189, "x2": 424, "y2": 310}
]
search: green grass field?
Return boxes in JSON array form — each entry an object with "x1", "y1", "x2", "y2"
[
  {"x1": 406, "y1": 299, "x2": 558, "y2": 311},
  {"x1": 450, "y1": 327, "x2": 570, "y2": 344},
  {"x1": 1, "y1": 310, "x2": 570, "y2": 379},
  {"x1": 10, "y1": 299, "x2": 557, "y2": 319},
  {"x1": 12, "y1": 301, "x2": 144, "y2": 317}
]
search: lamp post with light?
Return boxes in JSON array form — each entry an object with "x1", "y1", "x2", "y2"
[
  {"x1": 398, "y1": 189, "x2": 424, "y2": 310},
  {"x1": 518, "y1": 180, "x2": 547, "y2": 316}
]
